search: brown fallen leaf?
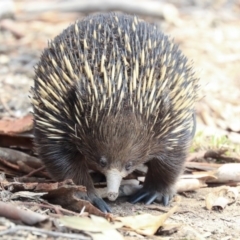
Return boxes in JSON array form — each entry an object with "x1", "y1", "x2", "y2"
[
  {"x1": 40, "y1": 180, "x2": 110, "y2": 218},
  {"x1": 2, "y1": 179, "x2": 110, "y2": 217},
  {"x1": 0, "y1": 201, "x2": 48, "y2": 225},
  {"x1": 2, "y1": 181, "x2": 39, "y2": 192},
  {"x1": 0, "y1": 114, "x2": 33, "y2": 135},
  {"x1": 205, "y1": 186, "x2": 239, "y2": 210},
  {"x1": 35, "y1": 182, "x2": 60, "y2": 191},
  {"x1": 115, "y1": 205, "x2": 178, "y2": 236}
]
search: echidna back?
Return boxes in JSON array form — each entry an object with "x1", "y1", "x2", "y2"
[{"x1": 32, "y1": 13, "x2": 198, "y2": 158}]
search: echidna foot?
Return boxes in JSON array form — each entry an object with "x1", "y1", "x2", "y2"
[
  {"x1": 75, "y1": 191, "x2": 111, "y2": 213},
  {"x1": 129, "y1": 188, "x2": 173, "y2": 206}
]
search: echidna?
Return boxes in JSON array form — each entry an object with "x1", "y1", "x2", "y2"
[{"x1": 31, "y1": 13, "x2": 199, "y2": 212}]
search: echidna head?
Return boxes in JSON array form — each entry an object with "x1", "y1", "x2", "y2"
[{"x1": 76, "y1": 112, "x2": 152, "y2": 201}]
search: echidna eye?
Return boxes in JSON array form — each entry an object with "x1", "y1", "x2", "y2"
[
  {"x1": 125, "y1": 162, "x2": 132, "y2": 171},
  {"x1": 99, "y1": 157, "x2": 107, "y2": 168}
]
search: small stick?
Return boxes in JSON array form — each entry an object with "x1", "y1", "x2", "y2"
[{"x1": 0, "y1": 225, "x2": 91, "y2": 239}]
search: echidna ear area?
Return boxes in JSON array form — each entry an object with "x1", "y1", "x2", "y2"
[{"x1": 32, "y1": 13, "x2": 199, "y2": 148}]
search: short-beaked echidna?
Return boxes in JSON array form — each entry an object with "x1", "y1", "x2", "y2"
[{"x1": 32, "y1": 13, "x2": 199, "y2": 212}]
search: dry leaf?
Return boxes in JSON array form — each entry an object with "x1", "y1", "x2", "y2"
[
  {"x1": 59, "y1": 215, "x2": 123, "y2": 240},
  {"x1": 10, "y1": 191, "x2": 46, "y2": 200},
  {"x1": 209, "y1": 163, "x2": 240, "y2": 183},
  {"x1": 2, "y1": 179, "x2": 109, "y2": 217},
  {"x1": 205, "y1": 186, "x2": 239, "y2": 210},
  {"x1": 115, "y1": 205, "x2": 178, "y2": 236},
  {"x1": 41, "y1": 180, "x2": 108, "y2": 217},
  {"x1": 176, "y1": 178, "x2": 207, "y2": 192}
]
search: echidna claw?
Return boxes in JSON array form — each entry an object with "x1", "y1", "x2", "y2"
[
  {"x1": 144, "y1": 192, "x2": 159, "y2": 205},
  {"x1": 129, "y1": 189, "x2": 171, "y2": 206},
  {"x1": 76, "y1": 191, "x2": 111, "y2": 213},
  {"x1": 92, "y1": 197, "x2": 111, "y2": 213},
  {"x1": 128, "y1": 190, "x2": 149, "y2": 204},
  {"x1": 162, "y1": 195, "x2": 170, "y2": 206}
]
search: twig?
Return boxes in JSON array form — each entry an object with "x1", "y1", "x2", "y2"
[
  {"x1": 23, "y1": 166, "x2": 46, "y2": 177},
  {"x1": 24, "y1": 0, "x2": 178, "y2": 20},
  {"x1": 0, "y1": 225, "x2": 91, "y2": 239},
  {"x1": 0, "y1": 158, "x2": 19, "y2": 170},
  {"x1": 0, "y1": 147, "x2": 42, "y2": 169},
  {"x1": 0, "y1": 147, "x2": 48, "y2": 177},
  {"x1": 22, "y1": 201, "x2": 80, "y2": 216},
  {"x1": 0, "y1": 201, "x2": 47, "y2": 225}
]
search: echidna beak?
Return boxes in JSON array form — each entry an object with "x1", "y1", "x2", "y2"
[{"x1": 106, "y1": 169, "x2": 122, "y2": 201}]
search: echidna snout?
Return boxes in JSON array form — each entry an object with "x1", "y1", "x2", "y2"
[{"x1": 106, "y1": 169, "x2": 122, "y2": 201}]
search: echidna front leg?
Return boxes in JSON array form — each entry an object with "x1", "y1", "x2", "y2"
[
  {"x1": 129, "y1": 156, "x2": 185, "y2": 205},
  {"x1": 37, "y1": 142, "x2": 111, "y2": 212},
  {"x1": 68, "y1": 158, "x2": 111, "y2": 213}
]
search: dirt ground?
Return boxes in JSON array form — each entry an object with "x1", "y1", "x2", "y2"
[
  {"x1": 108, "y1": 186, "x2": 240, "y2": 239},
  {"x1": 0, "y1": 0, "x2": 240, "y2": 239}
]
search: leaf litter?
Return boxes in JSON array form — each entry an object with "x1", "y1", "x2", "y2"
[{"x1": 1, "y1": 0, "x2": 240, "y2": 239}]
